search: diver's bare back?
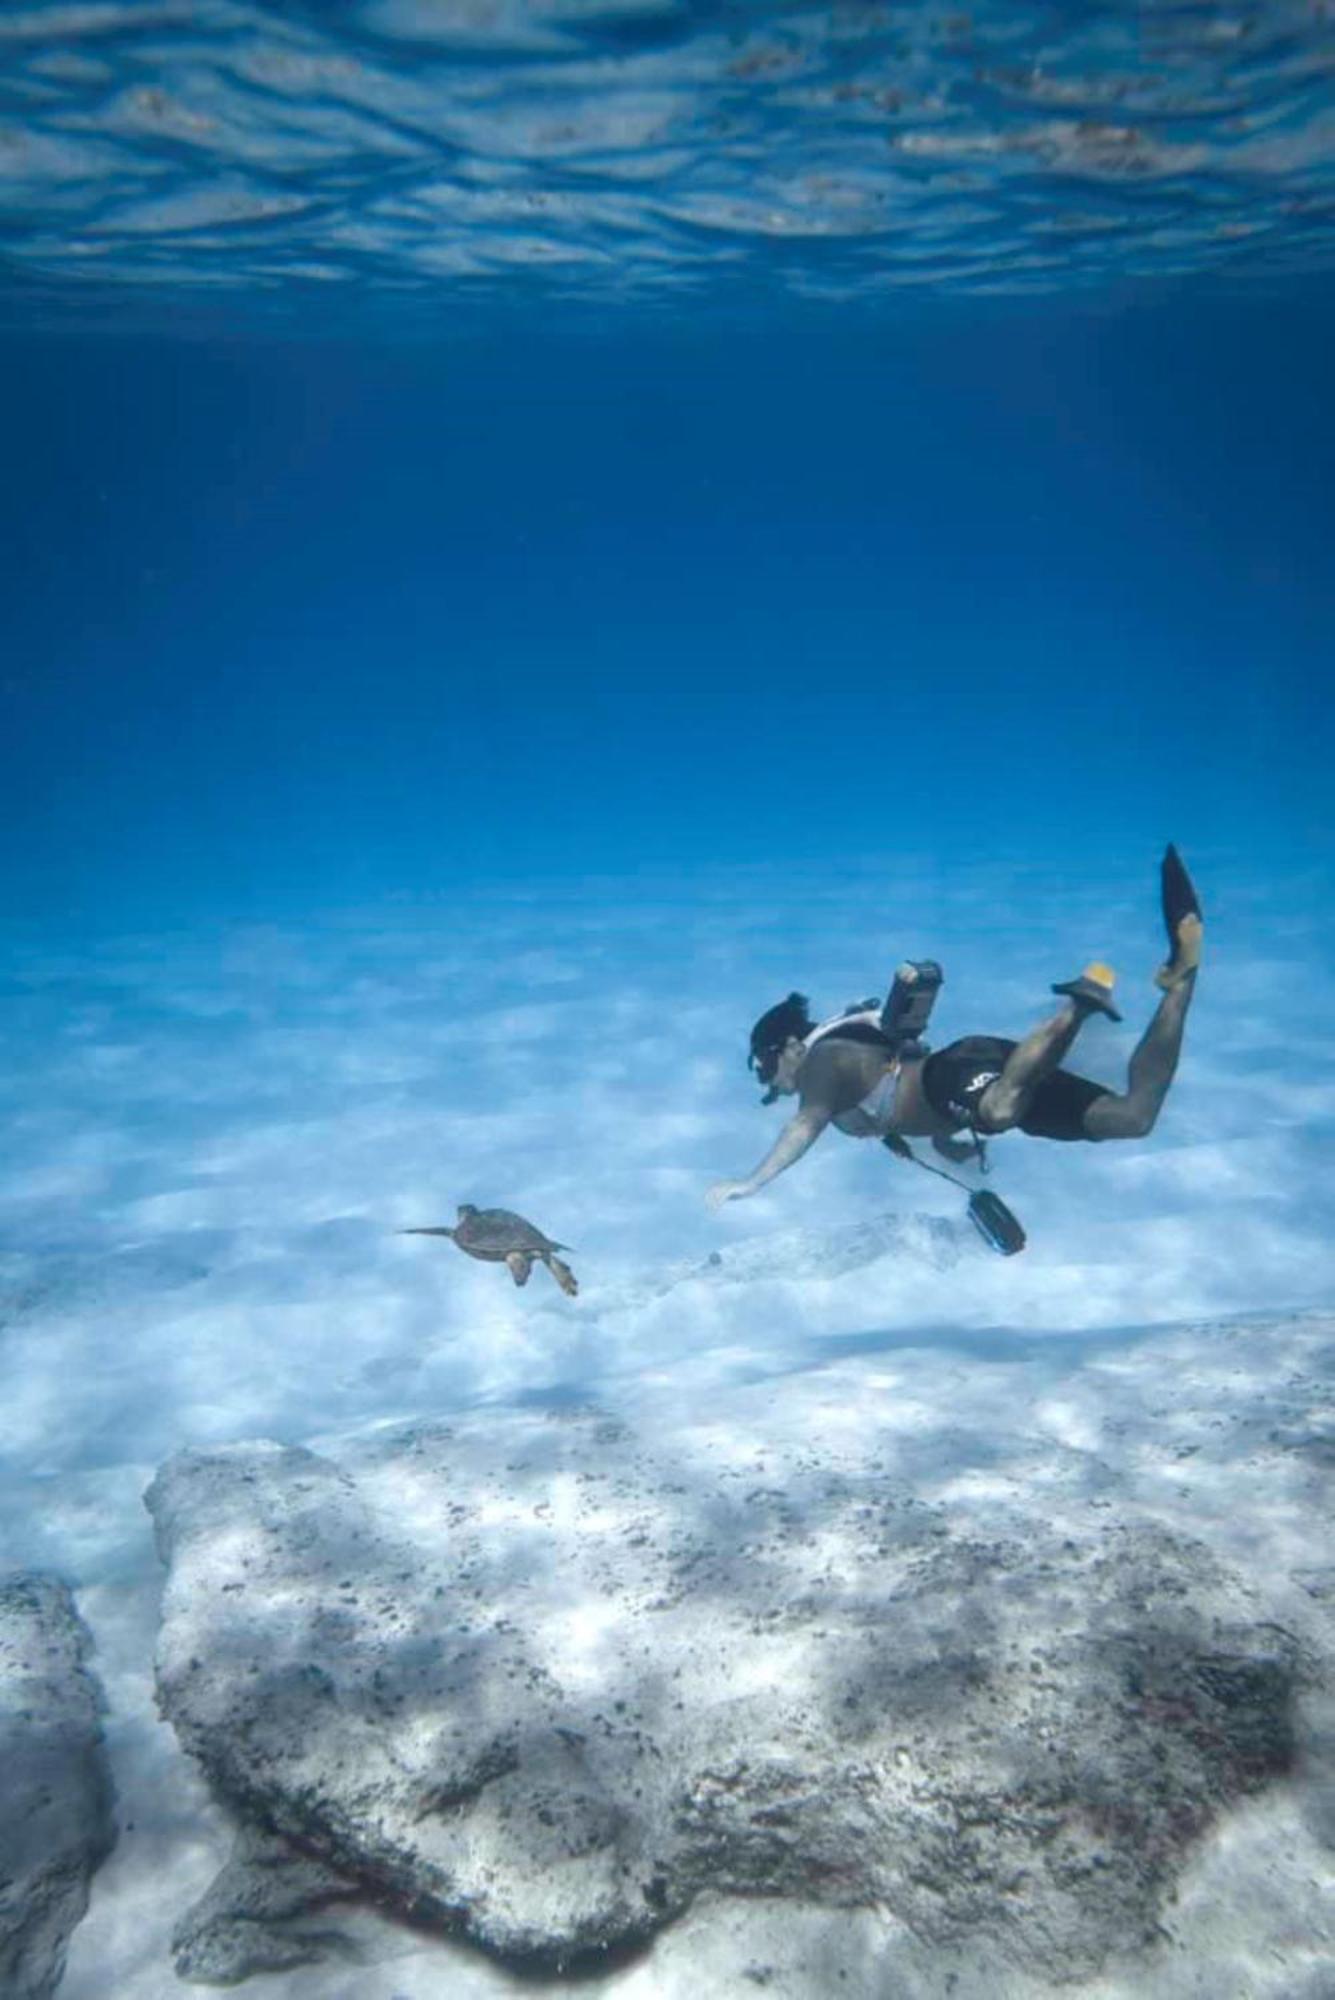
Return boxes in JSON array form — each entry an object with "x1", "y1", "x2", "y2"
[{"x1": 799, "y1": 1038, "x2": 949, "y2": 1140}]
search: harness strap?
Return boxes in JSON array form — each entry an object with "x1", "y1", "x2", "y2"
[{"x1": 883, "y1": 1132, "x2": 987, "y2": 1187}]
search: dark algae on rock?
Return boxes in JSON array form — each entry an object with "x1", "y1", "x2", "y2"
[{"x1": 144, "y1": 1419, "x2": 1307, "y2": 1987}]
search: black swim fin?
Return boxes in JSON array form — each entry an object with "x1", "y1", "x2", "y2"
[
  {"x1": 967, "y1": 1189, "x2": 1027, "y2": 1256},
  {"x1": 1157, "y1": 844, "x2": 1203, "y2": 989},
  {"x1": 1051, "y1": 961, "x2": 1122, "y2": 1022}
]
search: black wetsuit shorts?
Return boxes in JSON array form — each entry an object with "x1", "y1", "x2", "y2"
[{"x1": 921, "y1": 1035, "x2": 1111, "y2": 1143}]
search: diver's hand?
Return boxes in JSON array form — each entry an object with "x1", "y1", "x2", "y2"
[
  {"x1": 706, "y1": 1179, "x2": 752, "y2": 1210},
  {"x1": 931, "y1": 1134, "x2": 978, "y2": 1165}
]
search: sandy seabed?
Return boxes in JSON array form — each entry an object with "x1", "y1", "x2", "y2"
[{"x1": 7, "y1": 1298, "x2": 1327, "y2": 2000}]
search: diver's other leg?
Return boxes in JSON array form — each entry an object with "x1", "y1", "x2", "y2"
[
  {"x1": 506, "y1": 1252, "x2": 534, "y2": 1286},
  {"x1": 974, "y1": 1001, "x2": 1090, "y2": 1133},
  {"x1": 975, "y1": 958, "x2": 1119, "y2": 1134},
  {"x1": 543, "y1": 1253, "x2": 579, "y2": 1298},
  {"x1": 1083, "y1": 973, "x2": 1196, "y2": 1139}
]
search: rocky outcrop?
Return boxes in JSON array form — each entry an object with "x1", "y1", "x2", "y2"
[
  {"x1": 0, "y1": 1574, "x2": 116, "y2": 2000},
  {"x1": 146, "y1": 1403, "x2": 1309, "y2": 1986},
  {"x1": 170, "y1": 1825, "x2": 367, "y2": 1985}
]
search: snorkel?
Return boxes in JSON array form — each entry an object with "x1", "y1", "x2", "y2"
[
  {"x1": 748, "y1": 1038, "x2": 784, "y2": 1105},
  {"x1": 748, "y1": 991, "x2": 813, "y2": 1104}
]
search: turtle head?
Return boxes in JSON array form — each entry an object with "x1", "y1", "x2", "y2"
[{"x1": 457, "y1": 1203, "x2": 478, "y2": 1220}]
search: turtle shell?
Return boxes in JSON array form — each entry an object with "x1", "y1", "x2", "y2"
[{"x1": 453, "y1": 1206, "x2": 562, "y2": 1254}]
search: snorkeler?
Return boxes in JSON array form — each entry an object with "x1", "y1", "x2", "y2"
[{"x1": 706, "y1": 846, "x2": 1202, "y2": 1209}]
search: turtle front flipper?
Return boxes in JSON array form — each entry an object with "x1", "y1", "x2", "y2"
[
  {"x1": 543, "y1": 1253, "x2": 579, "y2": 1298},
  {"x1": 505, "y1": 1251, "x2": 534, "y2": 1286}
]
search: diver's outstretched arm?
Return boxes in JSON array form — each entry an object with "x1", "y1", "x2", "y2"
[{"x1": 707, "y1": 1106, "x2": 832, "y2": 1207}]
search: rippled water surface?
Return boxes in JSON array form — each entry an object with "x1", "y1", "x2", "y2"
[{"x1": 2, "y1": 0, "x2": 1333, "y2": 320}]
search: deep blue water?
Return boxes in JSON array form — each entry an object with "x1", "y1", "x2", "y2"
[
  {"x1": 2, "y1": 0, "x2": 1333, "y2": 931},
  {"x1": 3, "y1": 296, "x2": 1333, "y2": 930}
]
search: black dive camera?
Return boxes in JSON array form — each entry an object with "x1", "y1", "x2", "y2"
[{"x1": 879, "y1": 959, "x2": 943, "y2": 1056}]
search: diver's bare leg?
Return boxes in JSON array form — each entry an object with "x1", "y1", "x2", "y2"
[
  {"x1": 1082, "y1": 973, "x2": 1195, "y2": 1139},
  {"x1": 974, "y1": 1002, "x2": 1091, "y2": 1133}
]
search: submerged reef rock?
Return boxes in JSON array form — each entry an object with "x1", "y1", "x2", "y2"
[
  {"x1": 146, "y1": 1397, "x2": 1313, "y2": 1987},
  {"x1": 170, "y1": 1824, "x2": 367, "y2": 1985},
  {"x1": 0, "y1": 1573, "x2": 116, "y2": 2000}
]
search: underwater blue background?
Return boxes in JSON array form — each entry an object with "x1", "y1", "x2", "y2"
[
  {"x1": 3, "y1": 281, "x2": 1333, "y2": 1444},
  {"x1": 2, "y1": 0, "x2": 1334, "y2": 1508},
  {"x1": 1, "y1": 5, "x2": 1334, "y2": 1989},
  {"x1": 2, "y1": 295, "x2": 1332, "y2": 930}
]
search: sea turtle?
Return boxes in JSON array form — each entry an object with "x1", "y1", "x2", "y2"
[{"x1": 401, "y1": 1204, "x2": 578, "y2": 1297}]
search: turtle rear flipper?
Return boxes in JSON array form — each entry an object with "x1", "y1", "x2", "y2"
[
  {"x1": 543, "y1": 1253, "x2": 579, "y2": 1298},
  {"x1": 1156, "y1": 844, "x2": 1203, "y2": 989},
  {"x1": 505, "y1": 1252, "x2": 534, "y2": 1287}
]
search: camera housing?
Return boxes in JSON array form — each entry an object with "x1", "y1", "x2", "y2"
[{"x1": 879, "y1": 959, "x2": 943, "y2": 1057}]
